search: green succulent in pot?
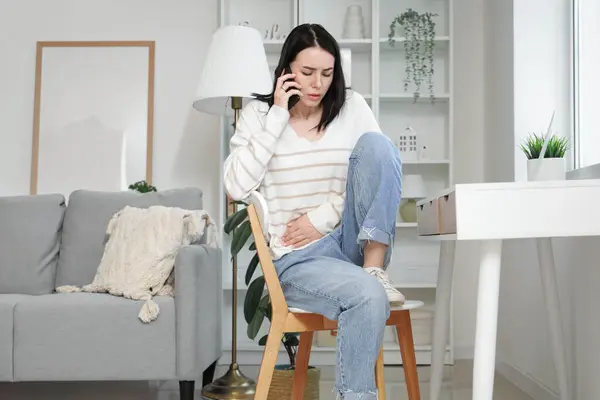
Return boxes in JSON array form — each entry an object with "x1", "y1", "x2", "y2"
[
  {"x1": 224, "y1": 201, "x2": 301, "y2": 368},
  {"x1": 519, "y1": 133, "x2": 570, "y2": 160}
]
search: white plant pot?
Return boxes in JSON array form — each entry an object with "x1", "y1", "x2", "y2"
[{"x1": 527, "y1": 158, "x2": 566, "y2": 181}]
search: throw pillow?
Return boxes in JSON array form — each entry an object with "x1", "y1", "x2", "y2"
[{"x1": 56, "y1": 205, "x2": 217, "y2": 323}]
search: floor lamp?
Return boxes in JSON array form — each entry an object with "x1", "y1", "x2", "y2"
[{"x1": 193, "y1": 25, "x2": 273, "y2": 399}]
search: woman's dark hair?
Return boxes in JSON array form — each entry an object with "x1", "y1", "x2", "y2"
[{"x1": 254, "y1": 23, "x2": 348, "y2": 132}]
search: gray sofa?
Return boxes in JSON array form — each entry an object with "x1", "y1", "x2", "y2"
[{"x1": 0, "y1": 188, "x2": 222, "y2": 400}]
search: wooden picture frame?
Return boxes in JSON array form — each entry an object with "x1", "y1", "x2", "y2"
[{"x1": 30, "y1": 40, "x2": 155, "y2": 195}]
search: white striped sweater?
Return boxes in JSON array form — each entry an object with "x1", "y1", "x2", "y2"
[{"x1": 224, "y1": 90, "x2": 381, "y2": 260}]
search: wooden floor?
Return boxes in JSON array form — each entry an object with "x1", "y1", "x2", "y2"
[{"x1": 0, "y1": 360, "x2": 533, "y2": 399}]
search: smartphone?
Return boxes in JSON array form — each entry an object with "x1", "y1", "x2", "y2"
[{"x1": 284, "y1": 66, "x2": 300, "y2": 109}]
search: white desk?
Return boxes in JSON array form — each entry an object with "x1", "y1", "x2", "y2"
[{"x1": 417, "y1": 179, "x2": 600, "y2": 400}]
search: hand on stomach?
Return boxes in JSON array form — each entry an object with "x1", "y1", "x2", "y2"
[{"x1": 281, "y1": 214, "x2": 324, "y2": 248}]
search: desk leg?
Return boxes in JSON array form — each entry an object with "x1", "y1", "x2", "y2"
[
  {"x1": 472, "y1": 239, "x2": 503, "y2": 400},
  {"x1": 536, "y1": 238, "x2": 570, "y2": 400},
  {"x1": 429, "y1": 240, "x2": 456, "y2": 400}
]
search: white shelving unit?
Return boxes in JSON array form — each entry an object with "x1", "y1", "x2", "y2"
[{"x1": 217, "y1": 0, "x2": 454, "y2": 367}]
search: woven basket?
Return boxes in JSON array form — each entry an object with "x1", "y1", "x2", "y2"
[{"x1": 267, "y1": 365, "x2": 320, "y2": 400}]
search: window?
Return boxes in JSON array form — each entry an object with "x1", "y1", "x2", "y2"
[{"x1": 572, "y1": 0, "x2": 600, "y2": 168}]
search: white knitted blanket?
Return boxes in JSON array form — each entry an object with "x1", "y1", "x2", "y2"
[{"x1": 56, "y1": 205, "x2": 218, "y2": 323}]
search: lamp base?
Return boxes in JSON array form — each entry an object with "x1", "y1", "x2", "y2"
[{"x1": 201, "y1": 362, "x2": 256, "y2": 400}]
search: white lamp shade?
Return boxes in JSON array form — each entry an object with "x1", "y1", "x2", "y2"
[
  {"x1": 193, "y1": 25, "x2": 273, "y2": 115},
  {"x1": 402, "y1": 174, "x2": 427, "y2": 199}
]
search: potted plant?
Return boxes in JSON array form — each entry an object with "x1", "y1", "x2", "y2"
[
  {"x1": 388, "y1": 8, "x2": 438, "y2": 103},
  {"x1": 225, "y1": 202, "x2": 320, "y2": 400},
  {"x1": 519, "y1": 132, "x2": 570, "y2": 181},
  {"x1": 128, "y1": 180, "x2": 157, "y2": 193}
]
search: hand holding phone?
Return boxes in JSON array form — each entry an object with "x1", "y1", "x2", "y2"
[{"x1": 274, "y1": 68, "x2": 302, "y2": 110}]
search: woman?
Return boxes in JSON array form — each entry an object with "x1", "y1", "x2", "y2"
[{"x1": 223, "y1": 23, "x2": 404, "y2": 400}]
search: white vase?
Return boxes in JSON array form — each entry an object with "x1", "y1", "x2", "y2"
[
  {"x1": 342, "y1": 5, "x2": 366, "y2": 39},
  {"x1": 527, "y1": 158, "x2": 566, "y2": 181}
]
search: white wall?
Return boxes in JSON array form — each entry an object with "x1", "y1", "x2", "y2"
[
  {"x1": 480, "y1": 1, "x2": 600, "y2": 399},
  {"x1": 577, "y1": 0, "x2": 600, "y2": 167},
  {"x1": 0, "y1": 0, "x2": 221, "y2": 220},
  {"x1": 503, "y1": 0, "x2": 573, "y2": 395}
]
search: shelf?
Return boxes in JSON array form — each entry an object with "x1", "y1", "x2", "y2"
[
  {"x1": 380, "y1": 93, "x2": 450, "y2": 101},
  {"x1": 382, "y1": 36, "x2": 450, "y2": 43},
  {"x1": 220, "y1": 344, "x2": 453, "y2": 366},
  {"x1": 263, "y1": 39, "x2": 285, "y2": 52},
  {"x1": 264, "y1": 38, "x2": 373, "y2": 52},
  {"x1": 380, "y1": 36, "x2": 450, "y2": 51},
  {"x1": 265, "y1": 38, "x2": 448, "y2": 54},
  {"x1": 394, "y1": 283, "x2": 438, "y2": 289},
  {"x1": 337, "y1": 38, "x2": 373, "y2": 52},
  {"x1": 402, "y1": 159, "x2": 450, "y2": 165},
  {"x1": 224, "y1": 342, "x2": 450, "y2": 353},
  {"x1": 223, "y1": 280, "x2": 439, "y2": 291},
  {"x1": 396, "y1": 222, "x2": 417, "y2": 228}
]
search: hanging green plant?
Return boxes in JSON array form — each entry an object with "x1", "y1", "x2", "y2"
[{"x1": 388, "y1": 8, "x2": 438, "y2": 103}]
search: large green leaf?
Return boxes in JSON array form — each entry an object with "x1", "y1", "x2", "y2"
[
  {"x1": 243, "y1": 275, "x2": 265, "y2": 324},
  {"x1": 247, "y1": 307, "x2": 265, "y2": 340},
  {"x1": 258, "y1": 334, "x2": 268, "y2": 346},
  {"x1": 224, "y1": 207, "x2": 248, "y2": 234},
  {"x1": 245, "y1": 253, "x2": 260, "y2": 285},
  {"x1": 230, "y1": 220, "x2": 251, "y2": 256},
  {"x1": 258, "y1": 294, "x2": 272, "y2": 321}
]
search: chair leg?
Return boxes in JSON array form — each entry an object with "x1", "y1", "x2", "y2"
[
  {"x1": 396, "y1": 311, "x2": 421, "y2": 400},
  {"x1": 291, "y1": 331, "x2": 314, "y2": 400},
  {"x1": 375, "y1": 346, "x2": 386, "y2": 400},
  {"x1": 255, "y1": 323, "x2": 285, "y2": 400}
]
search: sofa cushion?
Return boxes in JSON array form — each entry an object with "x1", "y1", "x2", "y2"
[
  {"x1": 0, "y1": 194, "x2": 66, "y2": 294},
  {"x1": 13, "y1": 293, "x2": 176, "y2": 381},
  {"x1": 0, "y1": 295, "x2": 29, "y2": 381},
  {"x1": 55, "y1": 188, "x2": 203, "y2": 288}
]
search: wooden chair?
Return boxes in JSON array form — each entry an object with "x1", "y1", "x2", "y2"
[{"x1": 245, "y1": 191, "x2": 423, "y2": 400}]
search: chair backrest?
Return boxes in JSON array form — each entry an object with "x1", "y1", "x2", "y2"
[
  {"x1": 246, "y1": 198, "x2": 288, "y2": 317},
  {"x1": 247, "y1": 191, "x2": 270, "y2": 242}
]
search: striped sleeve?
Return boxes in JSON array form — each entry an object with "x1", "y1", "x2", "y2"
[{"x1": 223, "y1": 102, "x2": 289, "y2": 201}]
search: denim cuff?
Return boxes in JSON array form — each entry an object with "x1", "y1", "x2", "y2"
[
  {"x1": 357, "y1": 225, "x2": 392, "y2": 248},
  {"x1": 357, "y1": 224, "x2": 393, "y2": 269}
]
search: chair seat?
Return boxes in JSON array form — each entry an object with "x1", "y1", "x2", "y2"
[{"x1": 288, "y1": 299, "x2": 424, "y2": 314}]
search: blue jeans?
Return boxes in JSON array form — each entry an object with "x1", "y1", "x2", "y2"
[{"x1": 274, "y1": 132, "x2": 403, "y2": 400}]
